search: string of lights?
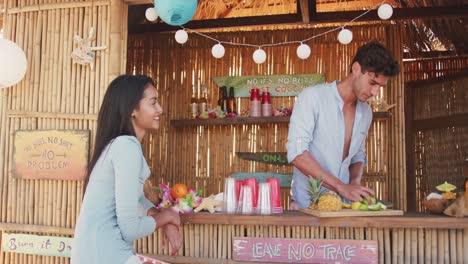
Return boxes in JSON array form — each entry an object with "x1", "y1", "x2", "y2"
[{"x1": 145, "y1": 0, "x2": 394, "y2": 64}]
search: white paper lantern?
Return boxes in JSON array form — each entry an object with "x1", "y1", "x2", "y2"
[
  {"x1": 175, "y1": 29, "x2": 188, "y2": 44},
  {"x1": 145, "y1": 7, "x2": 158, "y2": 22},
  {"x1": 0, "y1": 39, "x2": 27, "y2": 89},
  {"x1": 252, "y1": 48, "x2": 266, "y2": 64},
  {"x1": 296, "y1": 43, "x2": 311, "y2": 60},
  {"x1": 211, "y1": 43, "x2": 225, "y2": 59},
  {"x1": 338, "y1": 28, "x2": 353, "y2": 45},
  {"x1": 378, "y1": 4, "x2": 393, "y2": 20}
]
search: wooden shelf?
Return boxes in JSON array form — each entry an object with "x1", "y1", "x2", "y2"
[{"x1": 171, "y1": 112, "x2": 390, "y2": 128}]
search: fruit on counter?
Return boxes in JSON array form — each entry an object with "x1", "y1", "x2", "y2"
[
  {"x1": 351, "y1": 201, "x2": 361, "y2": 210},
  {"x1": 436, "y1": 181, "x2": 457, "y2": 200},
  {"x1": 361, "y1": 196, "x2": 377, "y2": 205},
  {"x1": 436, "y1": 181, "x2": 457, "y2": 192},
  {"x1": 342, "y1": 202, "x2": 352, "y2": 209},
  {"x1": 350, "y1": 200, "x2": 387, "y2": 211},
  {"x1": 171, "y1": 183, "x2": 189, "y2": 199},
  {"x1": 307, "y1": 176, "x2": 323, "y2": 210},
  {"x1": 317, "y1": 192, "x2": 342, "y2": 211}
]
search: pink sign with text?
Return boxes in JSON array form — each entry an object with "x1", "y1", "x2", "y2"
[{"x1": 233, "y1": 237, "x2": 377, "y2": 263}]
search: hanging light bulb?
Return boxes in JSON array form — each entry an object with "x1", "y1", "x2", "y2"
[
  {"x1": 145, "y1": 7, "x2": 158, "y2": 22},
  {"x1": 211, "y1": 43, "x2": 225, "y2": 59},
  {"x1": 296, "y1": 43, "x2": 311, "y2": 60},
  {"x1": 338, "y1": 28, "x2": 353, "y2": 45},
  {"x1": 378, "y1": 4, "x2": 393, "y2": 20},
  {"x1": 175, "y1": 29, "x2": 188, "y2": 44},
  {"x1": 0, "y1": 39, "x2": 28, "y2": 89},
  {"x1": 252, "y1": 48, "x2": 266, "y2": 64}
]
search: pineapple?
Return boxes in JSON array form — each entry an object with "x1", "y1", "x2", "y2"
[
  {"x1": 317, "y1": 192, "x2": 342, "y2": 211},
  {"x1": 307, "y1": 176, "x2": 323, "y2": 209}
]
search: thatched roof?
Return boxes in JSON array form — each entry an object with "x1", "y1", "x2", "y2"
[{"x1": 127, "y1": 0, "x2": 467, "y2": 58}]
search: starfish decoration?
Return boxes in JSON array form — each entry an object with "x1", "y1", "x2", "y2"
[
  {"x1": 194, "y1": 194, "x2": 223, "y2": 213},
  {"x1": 71, "y1": 27, "x2": 107, "y2": 71}
]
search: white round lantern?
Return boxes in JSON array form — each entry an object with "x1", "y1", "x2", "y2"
[
  {"x1": 378, "y1": 4, "x2": 393, "y2": 20},
  {"x1": 211, "y1": 43, "x2": 225, "y2": 59},
  {"x1": 175, "y1": 29, "x2": 188, "y2": 44},
  {"x1": 296, "y1": 43, "x2": 311, "y2": 60},
  {"x1": 338, "y1": 28, "x2": 353, "y2": 45},
  {"x1": 0, "y1": 39, "x2": 27, "y2": 89},
  {"x1": 145, "y1": 7, "x2": 158, "y2": 22},
  {"x1": 253, "y1": 48, "x2": 266, "y2": 64}
]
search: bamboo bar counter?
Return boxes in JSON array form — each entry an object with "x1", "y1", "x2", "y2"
[{"x1": 138, "y1": 211, "x2": 468, "y2": 264}]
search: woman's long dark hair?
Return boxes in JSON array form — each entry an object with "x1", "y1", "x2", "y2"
[{"x1": 84, "y1": 74, "x2": 155, "y2": 191}]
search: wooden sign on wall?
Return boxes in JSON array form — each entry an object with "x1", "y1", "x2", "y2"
[
  {"x1": 13, "y1": 130, "x2": 90, "y2": 180},
  {"x1": 2, "y1": 233, "x2": 73, "y2": 258},
  {"x1": 212, "y1": 74, "x2": 325, "y2": 97},
  {"x1": 233, "y1": 237, "x2": 378, "y2": 263}
]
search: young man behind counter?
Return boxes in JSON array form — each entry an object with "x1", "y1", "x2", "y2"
[{"x1": 286, "y1": 41, "x2": 400, "y2": 209}]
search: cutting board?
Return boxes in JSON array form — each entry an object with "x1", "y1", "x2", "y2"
[{"x1": 299, "y1": 208, "x2": 404, "y2": 217}]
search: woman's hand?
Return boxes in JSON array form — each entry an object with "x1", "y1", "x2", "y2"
[
  {"x1": 152, "y1": 209, "x2": 180, "y2": 228},
  {"x1": 162, "y1": 224, "x2": 181, "y2": 256}
]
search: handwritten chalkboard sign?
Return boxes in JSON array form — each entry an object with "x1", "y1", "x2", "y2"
[
  {"x1": 233, "y1": 237, "x2": 377, "y2": 263},
  {"x1": 2, "y1": 233, "x2": 73, "y2": 258},
  {"x1": 13, "y1": 130, "x2": 90, "y2": 180}
]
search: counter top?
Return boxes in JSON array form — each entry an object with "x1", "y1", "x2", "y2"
[{"x1": 181, "y1": 211, "x2": 468, "y2": 229}]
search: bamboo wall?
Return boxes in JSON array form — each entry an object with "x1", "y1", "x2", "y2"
[
  {"x1": 404, "y1": 56, "x2": 468, "y2": 82},
  {"x1": 127, "y1": 24, "x2": 407, "y2": 210},
  {"x1": 0, "y1": 0, "x2": 127, "y2": 263}
]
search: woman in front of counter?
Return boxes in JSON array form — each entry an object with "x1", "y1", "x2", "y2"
[{"x1": 71, "y1": 75, "x2": 181, "y2": 264}]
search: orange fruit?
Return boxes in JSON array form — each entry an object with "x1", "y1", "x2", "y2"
[{"x1": 171, "y1": 183, "x2": 188, "y2": 199}]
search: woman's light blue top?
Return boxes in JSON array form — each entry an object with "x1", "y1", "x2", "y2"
[
  {"x1": 286, "y1": 81, "x2": 373, "y2": 208},
  {"x1": 71, "y1": 136, "x2": 156, "y2": 264}
]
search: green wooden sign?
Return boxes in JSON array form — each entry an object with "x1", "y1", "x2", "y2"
[
  {"x1": 231, "y1": 172, "x2": 293, "y2": 188},
  {"x1": 212, "y1": 74, "x2": 325, "y2": 97},
  {"x1": 236, "y1": 152, "x2": 290, "y2": 166}
]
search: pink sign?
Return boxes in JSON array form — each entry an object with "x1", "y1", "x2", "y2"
[{"x1": 233, "y1": 237, "x2": 377, "y2": 263}]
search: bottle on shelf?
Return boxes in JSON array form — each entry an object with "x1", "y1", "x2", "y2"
[
  {"x1": 199, "y1": 85, "x2": 208, "y2": 114},
  {"x1": 222, "y1": 87, "x2": 229, "y2": 113},
  {"x1": 218, "y1": 86, "x2": 225, "y2": 112},
  {"x1": 228, "y1": 87, "x2": 237, "y2": 114},
  {"x1": 190, "y1": 90, "x2": 199, "y2": 118},
  {"x1": 261, "y1": 91, "x2": 272, "y2": 117}
]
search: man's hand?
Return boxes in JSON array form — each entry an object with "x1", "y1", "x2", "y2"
[
  {"x1": 162, "y1": 224, "x2": 181, "y2": 256},
  {"x1": 289, "y1": 201, "x2": 299, "y2": 210},
  {"x1": 336, "y1": 183, "x2": 375, "y2": 203}
]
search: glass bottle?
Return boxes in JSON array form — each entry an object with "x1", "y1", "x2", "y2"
[
  {"x1": 228, "y1": 87, "x2": 237, "y2": 114},
  {"x1": 190, "y1": 91, "x2": 198, "y2": 118},
  {"x1": 199, "y1": 85, "x2": 208, "y2": 114}
]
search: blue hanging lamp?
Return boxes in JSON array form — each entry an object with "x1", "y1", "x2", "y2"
[{"x1": 154, "y1": 0, "x2": 198, "y2": 26}]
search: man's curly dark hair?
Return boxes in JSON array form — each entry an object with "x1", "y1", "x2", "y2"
[{"x1": 351, "y1": 41, "x2": 400, "y2": 77}]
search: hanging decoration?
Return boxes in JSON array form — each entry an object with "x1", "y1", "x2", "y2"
[
  {"x1": 71, "y1": 27, "x2": 107, "y2": 71},
  {"x1": 296, "y1": 43, "x2": 311, "y2": 60},
  {"x1": 145, "y1": 7, "x2": 158, "y2": 22},
  {"x1": 252, "y1": 48, "x2": 267, "y2": 64},
  {"x1": 337, "y1": 28, "x2": 353, "y2": 45},
  {"x1": 0, "y1": 38, "x2": 28, "y2": 89},
  {"x1": 165, "y1": 0, "x2": 393, "y2": 63},
  {"x1": 154, "y1": 0, "x2": 198, "y2": 26},
  {"x1": 377, "y1": 4, "x2": 393, "y2": 20},
  {"x1": 175, "y1": 29, "x2": 189, "y2": 44},
  {"x1": 211, "y1": 43, "x2": 225, "y2": 59}
]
